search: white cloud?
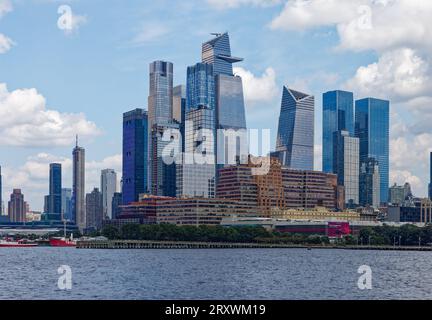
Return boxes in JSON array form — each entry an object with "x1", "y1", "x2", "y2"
[
  {"x1": 207, "y1": 0, "x2": 281, "y2": 10},
  {"x1": 0, "y1": 83, "x2": 101, "y2": 147},
  {"x1": 233, "y1": 67, "x2": 278, "y2": 103},
  {"x1": 0, "y1": 33, "x2": 14, "y2": 53},
  {"x1": 57, "y1": 5, "x2": 87, "y2": 35},
  {"x1": 345, "y1": 48, "x2": 431, "y2": 101},
  {"x1": 0, "y1": 0, "x2": 12, "y2": 18},
  {"x1": 132, "y1": 23, "x2": 170, "y2": 45}
]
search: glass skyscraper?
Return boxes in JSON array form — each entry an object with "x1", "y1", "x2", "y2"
[
  {"x1": 186, "y1": 63, "x2": 215, "y2": 112},
  {"x1": 276, "y1": 87, "x2": 315, "y2": 171},
  {"x1": 122, "y1": 108, "x2": 148, "y2": 205},
  {"x1": 359, "y1": 157, "x2": 380, "y2": 208},
  {"x1": 72, "y1": 138, "x2": 85, "y2": 230},
  {"x1": 48, "y1": 163, "x2": 62, "y2": 215},
  {"x1": 333, "y1": 130, "x2": 359, "y2": 207},
  {"x1": 201, "y1": 33, "x2": 247, "y2": 168},
  {"x1": 148, "y1": 61, "x2": 174, "y2": 127},
  {"x1": 322, "y1": 90, "x2": 354, "y2": 173},
  {"x1": 355, "y1": 97, "x2": 389, "y2": 204}
]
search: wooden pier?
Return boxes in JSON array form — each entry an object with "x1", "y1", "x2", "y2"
[{"x1": 76, "y1": 240, "x2": 432, "y2": 251}]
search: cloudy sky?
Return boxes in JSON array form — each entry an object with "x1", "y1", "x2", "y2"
[{"x1": 0, "y1": 0, "x2": 431, "y2": 211}]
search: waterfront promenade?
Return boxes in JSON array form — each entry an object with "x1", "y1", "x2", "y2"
[{"x1": 76, "y1": 240, "x2": 432, "y2": 251}]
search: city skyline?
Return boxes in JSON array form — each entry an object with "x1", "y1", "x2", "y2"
[{"x1": 1, "y1": 0, "x2": 431, "y2": 211}]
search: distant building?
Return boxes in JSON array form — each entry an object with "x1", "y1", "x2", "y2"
[
  {"x1": 111, "y1": 192, "x2": 122, "y2": 220},
  {"x1": 122, "y1": 109, "x2": 148, "y2": 205},
  {"x1": 389, "y1": 184, "x2": 404, "y2": 205},
  {"x1": 271, "y1": 207, "x2": 361, "y2": 222},
  {"x1": 107, "y1": 196, "x2": 258, "y2": 227},
  {"x1": 429, "y1": 152, "x2": 432, "y2": 200},
  {"x1": 333, "y1": 130, "x2": 359, "y2": 207},
  {"x1": 101, "y1": 169, "x2": 117, "y2": 219},
  {"x1": 72, "y1": 137, "x2": 86, "y2": 230},
  {"x1": 216, "y1": 157, "x2": 341, "y2": 215},
  {"x1": 322, "y1": 90, "x2": 354, "y2": 174},
  {"x1": 61, "y1": 188, "x2": 72, "y2": 221},
  {"x1": 8, "y1": 189, "x2": 25, "y2": 223},
  {"x1": 359, "y1": 158, "x2": 380, "y2": 208},
  {"x1": 86, "y1": 188, "x2": 103, "y2": 231},
  {"x1": 355, "y1": 97, "x2": 389, "y2": 204},
  {"x1": 45, "y1": 163, "x2": 62, "y2": 220},
  {"x1": 275, "y1": 87, "x2": 314, "y2": 171}
]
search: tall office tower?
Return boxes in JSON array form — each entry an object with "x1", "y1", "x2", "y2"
[
  {"x1": 173, "y1": 85, "x2": 186, "y2": 124},
  {"x1": 101, "y1": 169, "x2": 117, "y2": 219},
  {"x1": 322, "y1": 90, "x2": 354, "y2": 173},
  {"x1": 8, "y1": 189, "x2": 25, "y2": 222},
  {"x1": 148, "y1": 61, "x2": 174, "y2": 127},
  {"x1": 359, "y1": 157, "x2": 380, "y2": 208},
  {"x1": 173, "y1": 85, "x2": 186, "y2": 153},
  {"x1": 47, "y1": 163, "x2": 62, "y2": 215},
  {"x1": 150, "y1": 122, "x2": 180, "y2": 197},
  {"x1": 202, "y1": 33, "x2": 247, "y2": 167},
  {"x1": 72, "y1": 137, "x2": 86, "y2": 230},
  {"x1": 355, "y1": 97, "x2": 389, "y2": 204},
  {"x1": 61, "y1": 188, "x2": 72, "y2": 221},
  {"x1": 122, "y1": 109, "x2": 148, "y2": 205},
  {"x1": 275, "y1": 87, "x2": 315, "y2": 171},
  {"x1": 333, "y1": 130, "x2": 359, "y2": 207},
  {"x1": 177, "y1": 107, "x2": 216, "y2": 198},
  {"x1": 429, "y1": 152, "x2": 432, "y2": 200},
  {"x1": 176, "y1": 62, "x2": 216, "y2": 198},
  {"x1": 148, "y1": 61, "x2": 175, "y2": 196},
  {"x1": 85, "y1": 188, "x2": 103, "y2": 231},
  {"x1": 111, "y1": 192, "x2": 122, "y2": 219}
]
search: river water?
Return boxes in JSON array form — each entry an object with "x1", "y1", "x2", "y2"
[{"x1": 0, "y1": 247, "x2": 430, "y2": 300}]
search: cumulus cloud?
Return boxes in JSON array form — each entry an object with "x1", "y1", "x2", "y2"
[
  {"x1": 233, "y1": 67, "x2": 279, "y2": 103},
  {"x1": 0, "y1": 83, "x2": 101, "y2": 147},
  {"x1": 0, "y1": 0, "x2": 13, "y2": 54},
  {"x1": 345, "y1": 48, "x2": 431, "y2": 101},
  {"x1": 207, "y1": 0, "x2": 281, "y2": 10}
]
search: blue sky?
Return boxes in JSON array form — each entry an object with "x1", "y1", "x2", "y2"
[{"x1": 1, "y1": 0, "x2": 431, "y2": 211}]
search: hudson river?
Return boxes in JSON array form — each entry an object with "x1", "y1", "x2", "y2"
[{"x1": 1, "y1": 248, "x2": 431, "y2": 300}]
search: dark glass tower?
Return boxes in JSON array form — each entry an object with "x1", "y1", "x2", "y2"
[
  {"x1": 322, "y1": 90, "x2": 354, "y2": 173},
  {"x1": 355, "y1": 97, "x2": 389, "y2": 204},
  {"x1": 122, "y1": 109, "x2": 148, "y2": 205},
  {"x1": 48, "y1": 163, "x2": 62, "y2": 215},
  {"x1": 276, "y1": 87, "x2": 315, "y2": 171}
]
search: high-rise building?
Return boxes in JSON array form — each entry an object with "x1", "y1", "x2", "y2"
[
  {"x1": 47, "y1": 163, "x2": 62, "y2": 215},
  {"x1": 202, "y1": 33, "x2": 247, "y2": 169},
  {"x1": 333, "y1": 130, "x2": 359, "y2": 207},
  {"x1": 276, "y1": 87, "x2": 315, "y2": 171},
  {"x1": 8, "y1": 189, "x2": 25, "y2": 223},
  {"x1": 61, "y1": 188, "x2": 72, "y2": 221},
  {"x1": 148, "y1": 61, "x2": 174, "y2": 127},
  {"x1": 72, "y1": 137, "x2": 86, "y2": 230},
  {"x1": 122, "y1": 109, "x2": 148, "y2": 205},
  {"x1": 101, "y1": 169, "x2": 117, "y2": 219},
  {"x1": 173, "y1": 85, "x2": 186, "y2": 123},
  {"x1": 429, "y1": 152, "x2": 432, "y2": 200},
  {"x1": 177, "y1": 107, "x2": 216, "y2": 198},
  {"x1": 111, "y1": 192, "x2": 122, "y2": 220},
  {"x1": 85, "y1": 188, "x2": 103, "y2": 231},
  {"x1": 322, "y1": 90, "x2": 354, "y2": 173},
  {"x1": 389, "y1": 183, "x2": 405, "y2": 206},
  {"x1": 355, "y1": 97, "x2": 389, "y2": 204},
  {"x1": 150, "y1": 122, "x2": 180, "y2": 197},
  {"x1": 148, "y1": 61, "x2": 176, "y2": 197},
  {"x1": 359, "y1": 157, "x2": 380, "y2": 208},
  {"x1": 186, "y1": 63, "x2": 215, "y2": 112}
]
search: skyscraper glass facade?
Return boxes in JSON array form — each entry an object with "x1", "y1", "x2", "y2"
[
  {"x1": 355, "y1": 98, "x2": 389, "y2": 204},
  {"x1": 148, "y1": 61, "x2": 174, "y2": 127},
  {"x1": 333, "y1": 130, "x2": 359, "y2": 206},
  {"x1": 186, "y1": 63, "x2": 215, "y2": 112},
  {"x1": 276, "y1": 87, "x2": 314, "y2": 171},
  {"x1": 122, "y1": 109, "x2": 148, "y2": 205},
  {"x1": 322, "y1": 90, "x2": 354, "y2": 173}
]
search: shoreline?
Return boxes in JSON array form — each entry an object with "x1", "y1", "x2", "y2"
[{"x1": 76, "y1": 240, "x2": 432, "y2": 252}]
